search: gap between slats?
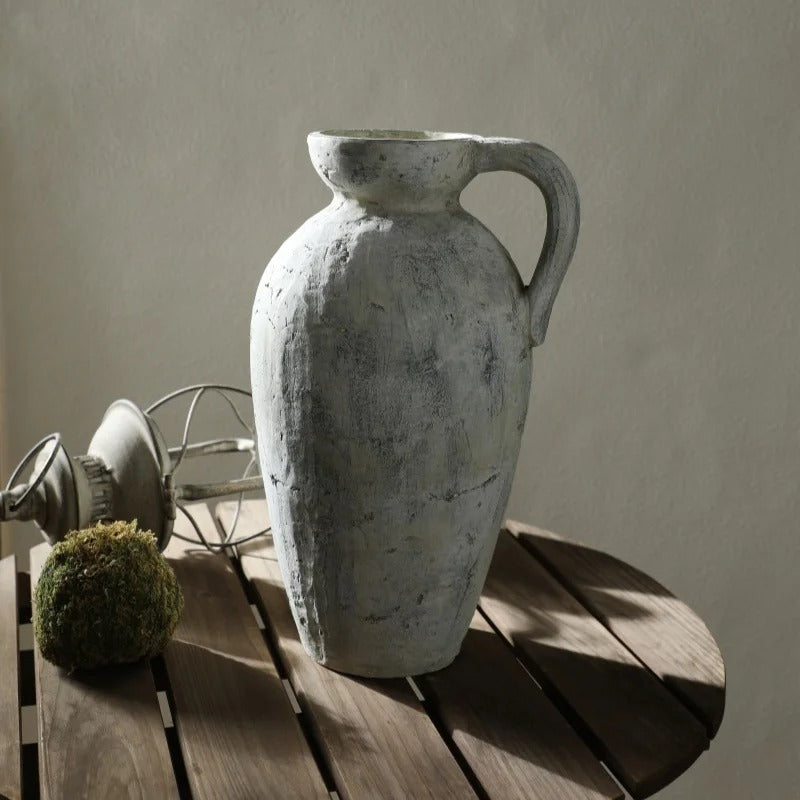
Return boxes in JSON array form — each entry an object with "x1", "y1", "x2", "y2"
[
  {"x1": 29, "y1": 543, "x2": 184, "y2": 800},
  {"x1": 17, "y1": 571, "x2": 38, "y2": 800},
  {"x1": 240, "y1": 565, "x2": 491, "y2": 800},
  {"x1": 219, "y1": 502, "x2": 490, "y2": 800},
  {"x1": 472, "y1": 609, "x2": 633, "y2": 796},
  {"x1": 478, "y1": 531, "x2": 708, "y2": 799},
  {"x1": 18, "y1": 626, "x2": 37, "y2": 746},
  {"x1": 475, "y1": 604, "x2": 617, "y2": 779},
  {"x1": 509, "y1": 524, "x2": 724, "y2": 738},
  {"x1": 182, "y1": 506, "x2": 338, "y2": 797},
  {"x1": 14, "y1": 573, "x2": 191, "y2": 800},
  {"x1": 219, "y1": 504, "x2": 487, "y2": 800},
  {"x1": 218, "y1": 502, "x2": 626, "y2": 800},
  {"x1": 504, "y1": 537, "x2": 702, "y2": 731},
  {"x1": 161, "y1": 504, "x2": 332, "y2": 800},
  {"x1": 1, "y1": 559, "x2": 22, "y2": 800},
  {"x1": 150, "y1": 654, "x2": 194, "y2": 800},
  {"x1": 224, "y1": 552, "x2": 342, "y2": 796}
]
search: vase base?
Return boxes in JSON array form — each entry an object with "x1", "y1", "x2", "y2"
[{"x1": 309, "y1": 646, "x2": 460, "y2": 679}]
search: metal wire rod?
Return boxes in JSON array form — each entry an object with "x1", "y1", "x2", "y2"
[
  {"x1": 145, "y1": 383, "x2": 252, "y2": 414},
  {"x1": 175, "y1": 503, "x2": 270, "y2": 551},
  {"x1": 147, "y1": 384, "x2": 254, "y2": 437},
  {"x1": 174, "y1": 476, "x2": 264, "y2": 502},
  {"x1": 225, "y1": 455, "x2": 257, "y2": 543},
  {"x1": 167, "y1": 437, "x2": 255, "y2": 461}
]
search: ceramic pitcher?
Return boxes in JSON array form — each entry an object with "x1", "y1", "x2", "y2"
[{"x1": 251, "y1": 130, "x2": 579, "y2": 676}]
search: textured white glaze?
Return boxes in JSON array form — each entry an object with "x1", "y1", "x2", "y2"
[{"x1": 251, "y1": 130, "x2": 578, "y2": 676}]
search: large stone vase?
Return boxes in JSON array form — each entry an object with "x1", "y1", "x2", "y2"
[{"x1": 251, "y1": 130, "x2": 579, "y2": 677}]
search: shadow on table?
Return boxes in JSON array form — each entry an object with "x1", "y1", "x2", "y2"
[
  {"x1": 419, "y1": 624, "x2": 724, "y2": 799},
  {"x1": 483, "y1": 531, "x2": 725, "y2": 731},
  {"x1": 62, "y1": 661, "x2": 157, "y2": 699},
  {"x1": 163, "y1": 527, "x2": 723, "y2": 797},
  {"x1": 253, "y1": 562, "x2": 717, "y2": 797},
  {"x1": 488, "y1": 531, "x2": 659, "y2": 623}
]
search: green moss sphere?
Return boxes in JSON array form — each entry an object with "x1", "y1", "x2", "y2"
[{"x1": 33, "y1": 520, "x2": 183, "y2": 671}]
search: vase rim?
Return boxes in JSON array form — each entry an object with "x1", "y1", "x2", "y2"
[{"x1": 309, "y1": 129, "x2": 475, "y2": 143}]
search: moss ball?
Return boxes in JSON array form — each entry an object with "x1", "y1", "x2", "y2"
[{"x1": 33, "y1": 520, "x2": 183, "y2": 671}]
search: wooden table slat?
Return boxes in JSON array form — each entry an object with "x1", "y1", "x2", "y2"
[
  {"x1": 0, "y1": 555, "x2": 22, "y2": 800},
  {"x1": 30, "y1": 543, "x2": 179, "y2": 800},
  {"x1": 418, "y1": 611, "x2": 624, "y2": 800},
  {"x1": 480, "y1": 531, "x2": 709, "y2": 799},
  {"x1": 507, "y1": 520, "x2": 726, "y2": 736},
  {"x1": 163, "y1": 503, "x2": 329, "y2": 800},
  {"x1": 218, "y1": 500, "x2": 479, "y2": 800}
]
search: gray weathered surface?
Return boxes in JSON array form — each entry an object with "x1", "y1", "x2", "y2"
[{"x1": 251, "y1": 130, "x2": 579, "y2": 676}]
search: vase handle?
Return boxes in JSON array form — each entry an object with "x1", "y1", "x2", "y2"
[{"x1": 473, "y1": 138, "x2": 580, "y2": 347}]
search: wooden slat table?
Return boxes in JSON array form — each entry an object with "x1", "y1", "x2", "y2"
[
  {"x1": 0, "y1": 555, "x2": 22, "y2": 800},
  {"x1": 0, "y1": 500, "x2": 724, "y2": 799}
]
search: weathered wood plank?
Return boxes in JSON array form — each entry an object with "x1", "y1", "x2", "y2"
[
  {"x1": 418, "y1": 610, "x2": 624, "y2": 800},
  {"x1": 0, "y1": 556, "x2": 21, "y2": 800},
  {"x1": 219, "y1": 500, "x2": 478, "y2": 800},
  {"x1": 30, "y1": 543, "x2": 179, "y2": 800},
  {"x1": 480, "y1": 531, "x2": 709, "y2": 799},
  {"x1": 163, "y1": 503, "x2": 329, "y2": 800},
  {"x1": 507, "y1": 520, "x2": 725, "y2": 736}
]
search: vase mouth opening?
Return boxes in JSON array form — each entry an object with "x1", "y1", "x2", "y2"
[
  {"x1": 310, "y1": 129, "x2": 474, "y2": 143},
  {"x1": 308, "y1": 129, "x2": 477, "y2": 206}
]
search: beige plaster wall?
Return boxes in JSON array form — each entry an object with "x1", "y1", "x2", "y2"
[{"x1": 1, "y1": 1, "x2": 798, "y2": 796}]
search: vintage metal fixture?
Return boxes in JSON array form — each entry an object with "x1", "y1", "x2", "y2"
[{"x1": 0, "y1": 384, "x2": 266, "y2": 550}]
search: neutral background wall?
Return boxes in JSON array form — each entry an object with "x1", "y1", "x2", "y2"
[{"x1": 2, "y1": 1, "x2": 798, "y2": 796}]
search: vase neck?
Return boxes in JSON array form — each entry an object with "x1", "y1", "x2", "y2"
[{"x1": 308, "y1": 130, "x2": 477, "y2": 211}]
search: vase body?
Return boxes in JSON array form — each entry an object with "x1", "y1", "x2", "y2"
[{"x1": 251, "y1": 130, "x2": 578, "y2": 676}]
